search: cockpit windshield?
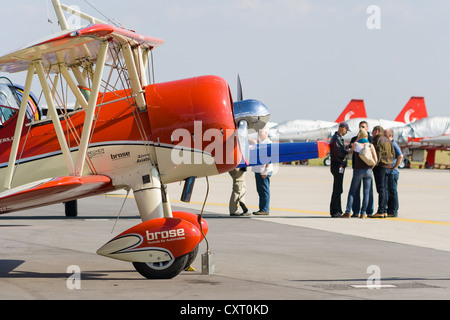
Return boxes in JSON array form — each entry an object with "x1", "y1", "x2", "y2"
[
  {"x1": 0, "y1": 77, "x2": 20, "y2": 109},
  {"x1": 0, "y1": 77, "x2": 40, "y2": 126},
  {"x1": 0, "y1": 77, "x2": 20, "y2": 126}
]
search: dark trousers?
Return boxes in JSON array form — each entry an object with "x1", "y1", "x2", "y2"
[
  {"x1": 387, "y1": 171, "x2": 399, "y2": 216},
  {"x1": 255, "y1": 172, "x2": 271, "y2": 212},
  {"x1": 330, "y1": 165, "x2": 345, "y2": 216},
  {"x1": 373, "y1": 166, "x2": 390, "y2": 214}
]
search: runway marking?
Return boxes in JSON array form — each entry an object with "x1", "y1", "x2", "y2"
[
  {"x1": 104, "y1": 194, "x2": 450, "y2": 226},
  {"x1": 350, "y1": 284, "x2": 396, "y2": 289}
]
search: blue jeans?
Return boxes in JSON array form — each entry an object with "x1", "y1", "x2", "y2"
[
  {"x1": 351, "y1": 178, "x2": 374, "y2": 215},
  {"x1": 255, "y1": 172, "x2": 271, "y2": 212},
  {"x1": 373, "y1": 167, "x2": 390, "y2": 214},
  {"x1": 388, "y1": 171, "x2": 399, "y2": 216},
  {"x1": 345, "y1": 169, "x2": 373, "y2": 215}
]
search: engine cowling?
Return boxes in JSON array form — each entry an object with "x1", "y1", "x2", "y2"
[{"x1": 144, "y1": 76, "x2": 241, "y2": 183}]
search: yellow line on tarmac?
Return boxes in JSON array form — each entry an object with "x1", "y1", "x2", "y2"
[
  {"x1": 384, "y1": 217, "x2": 450, "y2": 226},
  {"x1": 104, "y1": 194, "x2": 450, "y2": 226}
]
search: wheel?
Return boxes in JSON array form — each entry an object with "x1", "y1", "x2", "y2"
[
  {"x1": 323, "y1": 157, "x2": 331, "y2": 166},
  {"x1": 64, "y1": 200, "x2": 78, "y2": 217},
  {"x1": 184, "y1": 245, "x2": 199, "y2": 270},
  {"x1": 133, "y1": 253, "x2": 189, "y2": 279},
  {"x1": 399, "y1": 158, "x2": 412, "y2": 169}
]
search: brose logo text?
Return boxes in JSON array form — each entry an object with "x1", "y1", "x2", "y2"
[{"x1": 146, "y1": 229, "x2": 185, "y2": 241}]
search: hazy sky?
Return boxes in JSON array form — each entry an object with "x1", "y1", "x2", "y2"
[{"x1": 2, "y1": 0, "x2": 450, "y2": 123}]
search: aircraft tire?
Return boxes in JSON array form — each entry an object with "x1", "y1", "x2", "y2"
[
  {"x1": 323, "y1": 157, "x2": 331, "y2": 166},
  {"x1": 184, "y1": 245, "x2": 199, "y2": 270},
  {"x1": 132, "y1": 253, "x2": 189, "y2": 279},
  {"x1": 64, "y1": 200, "x2": 78, "y2": 217}
]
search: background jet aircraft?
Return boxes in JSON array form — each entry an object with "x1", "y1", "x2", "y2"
[
  {"x1": 274, "y1": 97, "x2": 428, "y2": 143},
  {"x1": 270, "y1": 99, "x2": 366, "y2": 140},
  {"x1": 390, "y1": 116, "x2": 450, "y2": 168}
]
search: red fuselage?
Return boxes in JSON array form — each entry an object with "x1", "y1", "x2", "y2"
[{"x1": 0, "y1": 75, "x2": 241, "y2": 189}]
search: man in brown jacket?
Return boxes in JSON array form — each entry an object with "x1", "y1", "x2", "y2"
[{"x1": 371, "y1": 126, "x2": 395, "y2": 218}]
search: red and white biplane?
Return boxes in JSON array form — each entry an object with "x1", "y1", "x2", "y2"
[{"x1": 0, "y1": 1, "x2": 326, "y2": 279}]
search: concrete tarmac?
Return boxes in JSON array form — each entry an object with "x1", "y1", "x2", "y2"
[{"x1": 1, "y1": 164, "x2": 449, "y2": 300}]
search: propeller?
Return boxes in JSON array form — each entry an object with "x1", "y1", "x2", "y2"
[{"x1": 233, "y1": 74, "x2": 270, "y2": 165}]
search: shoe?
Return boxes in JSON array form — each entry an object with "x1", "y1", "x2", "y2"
[
  {"x1": 369, "y1": 213, "x2": 385, "y2": 218},
  {"x1": 331, "y1": 213, "x2": 342, "y2": 218},
  {"x1": 360, "y1": 214, "x2": 366, "y2": 219},
  {"x1": 387, "y1": 213, "x2": 398, "y2": 218},
  {"x1": 253, "y1": 211, "x2": 269, "y2": 216},
  {"x1": 239, "y1": 201, "x2": 248, "y2": 213},
  {"x1": 340, "y1": 212, "x2": 351, "y2": 218},
  {"x1": 351, "y1": 213, "x2": 359, "y2": 218},
  {"x1": 230, "y1": 212, "x2": 251, "y2": 217}
]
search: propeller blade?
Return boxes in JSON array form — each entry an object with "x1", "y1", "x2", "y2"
[{"x1": 237, "y1": 74, "x2": 243, "y2": 102}]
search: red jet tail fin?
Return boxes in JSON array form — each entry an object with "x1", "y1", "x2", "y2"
[
  {"x1": 394, "y1": 97, "x2": 428, "y2": 123},
  {"x1": 335, "y1": 99, "x2": 367, "y2": 123}
]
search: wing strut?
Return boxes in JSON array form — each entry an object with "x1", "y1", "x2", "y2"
[
  {"x1": 59, "y1": 65, "x2": 88, "y2": 109},
  {"x1": 35, "y1": 60, "x2": 76, "y2": 176},
  {"x1": 3, "y1": 42, "x2": 110, "y2": 188},
  {"x1": 74, "y1": 40, "x2": 109, "y2": 176},
  {"x1": 122, "y1": 43, "x2": 147, "y2": 110},
  {"x1": 51, "y1": 0, "x2": 106, "y2": 31},
  {"x1": 3, "y1": 63, "x2": 35, "y2": 190}
]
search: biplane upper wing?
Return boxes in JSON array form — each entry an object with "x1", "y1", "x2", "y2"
[
  {"x1": 0, "y1": 175, "x2": 114, "y2": 214},
  {"x1": 0, "y1": 23, "x2": 164, "y2": 192},
  {"x1": 0, "y1": 23, "x2": 164, "y2": 73}
]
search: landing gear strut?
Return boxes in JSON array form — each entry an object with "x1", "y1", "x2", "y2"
[{"x1": 97, "y1": 166, "x2": 206, "y2": 279}]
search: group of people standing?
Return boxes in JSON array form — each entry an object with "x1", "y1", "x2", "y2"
[
  {"x1": 329, "y1": 121, "x2": 403, "y2": 218},
  {"x1": 227, "y1": 121, "x2": 404, "y2": 219}
]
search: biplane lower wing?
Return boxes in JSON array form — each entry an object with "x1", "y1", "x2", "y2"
[
  {"x1": 238, "y1": 141, "x2": 330, "y2": 167},
  {"x1": 0, "y1": 175, "x2": 113, "y2": 214}
]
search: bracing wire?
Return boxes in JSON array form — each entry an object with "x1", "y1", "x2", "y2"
[
  {"x1": 111, "y1": 189, "x2": 130, "y2": 234},
  {"x1": 83, "y1": 0, "x2": 125, "y2": 28},
  {"x1": 198, "y1": 176, "x2": 210, "y2": 253}
]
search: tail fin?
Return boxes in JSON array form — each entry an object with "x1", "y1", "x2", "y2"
[
  {"x1": 335, "y1": 99, "x2": 367, "y2": 123},
  {"x1": 394, "y1": 97, "x2": 428, "y2": 123}
]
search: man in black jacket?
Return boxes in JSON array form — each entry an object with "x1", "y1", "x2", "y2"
[{"x1": 329, "y1": 122, "x2": 350, "y2": 217}]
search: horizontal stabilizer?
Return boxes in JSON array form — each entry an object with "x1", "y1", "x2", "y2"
[
  {"x1": 238, "y1": 141, "x2": 329, "y2": 167},
  {"x1": 420, "y1": 134, "x2": 450, "y2": 146},
  {"x1": 0, "y1": 175, "x2": 113, "y2": 214}
]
